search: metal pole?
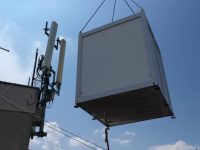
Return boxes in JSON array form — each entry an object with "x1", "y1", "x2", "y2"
[
  {"x1": 39, "y1": 70, "x2": 49, "y2": 137},
  {"x1": 39, "y1": 21, "x2": 58, "y2": 136},
  {"x1": 31, "y1": 49, "x2": 38, "y2": 86}
]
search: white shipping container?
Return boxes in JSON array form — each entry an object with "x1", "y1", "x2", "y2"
[{"x1": 76, "y1": 10, "x2": 174, "y2": 126}]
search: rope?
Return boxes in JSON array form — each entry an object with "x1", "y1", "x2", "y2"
[
  {"x1": 81, "y1": 0, "x2": 107, "y2": 32},
  {"x1": 112, "y1": 0, "x2": 117, "y2": 22},
  {"x1": 105, "y1": 127, "x2": 110, "y2": 150},
  {"x1": 124, "y1": 0, "x2": 135, "y2": 14}
]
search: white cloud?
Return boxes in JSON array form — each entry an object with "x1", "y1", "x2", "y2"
[
  {"x1": 0, "y1": 50, "x2": 32, "y2": 84},
  {"x1": 68, "y1": 137, "x2": 85, "y2": 148},
  {"x1": 33, "y1": 40, "x2": 44, "y2": 51},
  {"x1": 0, "y1": 19, "x2": 34, "y2": 84},
  {"x1": 110, "y1": 130, "x2": 136, "y2": 145},
  {"x1": 92, "y1": 128, "x2": 136, "y2": 146},
  {"x1": 150, "y1": 141, "x2": 199, "y2": 150},
  {"x1": 111, "y1": 138, "x2": 132, "y2": 145},
  {"x1": 124, "y1": 131, "x2": 136, "y2": 137},
  {"x1": 92, "y1": 128, "x2": 105, "y2": 139},
  {"x1": 30, "y1": 138, "x2": 41, "y2": 145},
  {"x1": 68, "y1": 137, "x2": 95, "y2": 149},
  {"x1": 93, "y1": 129, "x2": 100, "y2": 135},
  {"x1": 42, "y1": 122, "x2": 64, "y2": 150},
  {"x1": 29, "y1": 122, "x2": 64, "y2": 150},
  {"x1": 30, "y1": 122, "x2": 104, "y2": 150}
]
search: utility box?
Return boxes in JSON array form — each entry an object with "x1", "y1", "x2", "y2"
[
  {"x1": 0, "y1": 81, "x2": 39, "y2": 150},
  {"x1": 75, "y1": 10, "x2": 174, "y2": 127}
]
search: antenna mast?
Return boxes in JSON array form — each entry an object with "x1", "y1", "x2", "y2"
[{"x1": 31, "y1": 21, "x2": 66, "y2": 137}]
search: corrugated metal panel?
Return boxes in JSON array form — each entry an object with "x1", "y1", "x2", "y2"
[{"x1": 76, "y1": 10, "x2": 174, "y2": 126}]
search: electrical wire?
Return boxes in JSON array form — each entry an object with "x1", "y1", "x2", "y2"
[
  {"x1": 124, "y1": 0, "x2": 135, "y2": 14},
  {"x1": 81, "y1": 0, "x2": 107, "y2": 32},
  {"x1": 112, "y1": 0, "x2": 117, "y2": 22},
  {"x1": 0, "y1": 46, "x2": 10, "y2": 52},
  {"x1": 44, "y1": 120, "x2": 106, "y2": 150},
  {"x1": 44, "y1": 123, "x2": 97, "y2": 150},
  {"x1": 0, "y1": 85, "x2": 106, "y2": 150}
]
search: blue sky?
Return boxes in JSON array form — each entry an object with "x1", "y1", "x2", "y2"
[{"x1": 0, "y1": 0, "x2": 199, "y2": 150}]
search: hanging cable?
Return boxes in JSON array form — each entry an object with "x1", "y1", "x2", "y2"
[
  {"x1": 0, "y1": 87, "x2": 106, "y2": 150},
  {"x1": 44, "y1": 120, "x2": 106, "y2": 150},
  {"x1": 129, "y1": 0, "x2": 143, "y2": 9},
  {"x1": 124, "y1": 0, "x2": 135, "y2": 14},
  {"x1": 105, "y1": 127, "x2": 110, "y2": 150},
  {"x1": 112, "y1": 0, "x2": 117, "y2": 22},
  {"x1": 81, "y1": 0, "x2": 107, "y2": 32},
  {"x1": 43, "y1": 121, "x2": 106, "y2": 150}
]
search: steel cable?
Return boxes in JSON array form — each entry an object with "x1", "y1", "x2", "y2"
[
  {"x1": 124, "y1": 0, "x2": 135, "y2": 14},
  {"x1": 81, "y1": 0, "x2": 107, "y2": 32},
  {"x1": 112, "y1": 0, "x2": 117, "y2": 22}
]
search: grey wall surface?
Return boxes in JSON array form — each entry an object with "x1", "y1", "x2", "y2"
[
  {"x1": 0, "y1": 110, "x2": 32, "y2": 150},
  {"x1": 0, "y1": 81, "x2": 39, "y2": 113},
  {"x1": 0, "y1": 81, "x2": 40, "y2": 149}
]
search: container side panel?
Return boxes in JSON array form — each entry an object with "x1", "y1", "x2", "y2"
[
  {"x1": 79, "y1": 17, "x2": 152, "y2": 102},
  {"x1": 143, "y1": 18, "x2": 172, "y2": 109},
  {"x1": 76, "y1": 35, "x2": 84, "y2": 103},
  {"x1": 141, "y1": 18, "x2": 158, "y2": 84},
  {"x1": 155, "y1": 47, "x2": 172, "y2": 107},
  {"x1": 80, "y1": 31, "x2": 107, "y2": 100}
]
